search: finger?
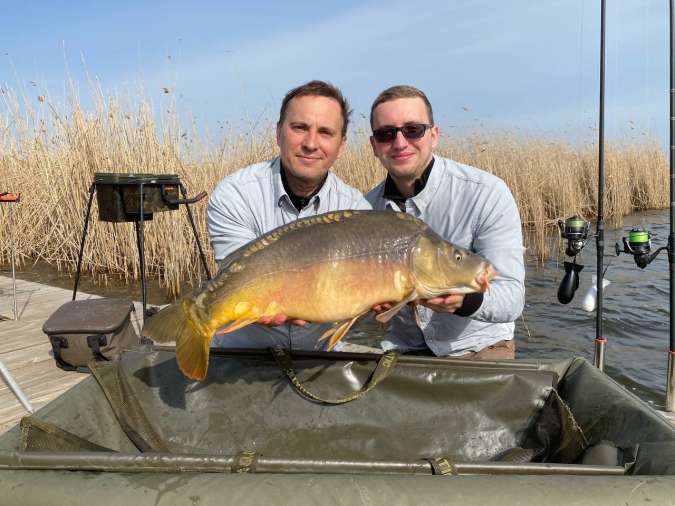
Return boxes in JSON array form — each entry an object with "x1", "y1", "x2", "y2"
[
  {"x1": 444, "y1": 294, "x2": 464, "y2": 304},
  {"x1": 419, "y1": 301, "x2": 462, "y2": 312},
  {"x1": 289, "y1": 319, "x2": 307, "y2": 327},
  {"x1": 271, "y1": 314, "x2": 289, "y2": 326},
  {"x1": 372, "y1": 303, "x2": 392, "y2": 312}
]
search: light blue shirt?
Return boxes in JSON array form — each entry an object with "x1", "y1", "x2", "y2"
[
  {"x1": 366, "y1": 155, "x2": 525, "y2": 356},
  {"x1": 207, "y1": 157, "x2": 371, "y2": 349}
]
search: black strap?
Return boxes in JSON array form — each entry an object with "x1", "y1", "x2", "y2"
[
  {"x1": 271, "y1": 347, "x2": 398, "y2": 405},
  {"x1": 86, "y1": 334, "x2": 108, "y2": 361},
  {"x1": 49, "y1": 336, "x2": 76, "y2": 372}
]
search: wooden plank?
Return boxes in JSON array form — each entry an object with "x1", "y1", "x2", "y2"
[{"x1": 0, "y1": 275, "x2": 142, "y2": 436}]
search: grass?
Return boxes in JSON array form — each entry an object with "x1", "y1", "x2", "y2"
[{"x1": 0, "y1": 85, "x2": 669, "y2": 297}]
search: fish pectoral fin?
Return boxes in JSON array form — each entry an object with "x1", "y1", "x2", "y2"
[
  {"x1": 217, "y1": 317, "x2": 258, "y2": 334},
  {"x1": 375, "y1": 293, "x2": 418, "y2": 324},
  {"x1": 324, "y1": 312, "x2": 368, "y2": 351}
]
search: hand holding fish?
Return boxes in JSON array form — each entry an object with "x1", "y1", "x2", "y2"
[
  {"x1": 256, "y1": 315, "x2": 307, "y2": 327},
  {"x1": 418, "y1": 294, "x2": 465, "y2": 313},
  {"x1": 261, "y1": 293, "x2": 466, "y2": 331},
  {"x1": 372, "y1": 294, "x2": 465, "y2": 315},
  {"x1": 213, "y1": 314, "x2": 307, "y2": 336}
]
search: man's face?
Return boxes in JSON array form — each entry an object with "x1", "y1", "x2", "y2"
[
  {"x1": 276, "y1": 95, "x2": 346, "y2": 186},
  {"x1": 370, "y1": 97, "x2": 438, "y2": 183}
]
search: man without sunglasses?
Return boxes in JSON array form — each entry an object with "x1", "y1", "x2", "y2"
[
  {"x1": 366, "y1": 85, "x2": 525, "y2": 359},
  {"x1": 207, "y1": 80, "x2": 371, "y2": 350}
]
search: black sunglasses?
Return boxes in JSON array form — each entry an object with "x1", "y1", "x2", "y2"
[{"x1": 372, "y1": 123, "x2": 433, "y2": 143}]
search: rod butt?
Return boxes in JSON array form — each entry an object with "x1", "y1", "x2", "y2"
[
  {"x1": 594, "y1": 337, "x2": 607, "y2": 372},
  {"x1": 667, "y1": 351, "x2": 675, "y2": 412}
]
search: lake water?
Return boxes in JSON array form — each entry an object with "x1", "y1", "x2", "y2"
[
  {"x1": 3, "y1": 209, "x2": 673, "y2": 407},
  {"x1": 518, "y1": 209, "x2": 672, "y2": 408}
]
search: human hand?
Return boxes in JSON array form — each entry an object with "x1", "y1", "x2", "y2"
[
  {"x1": 256, "y1": 314, "x2": 307, "y2": 327},
  {"x1": 371, "y1": 302, "x2": 394, "y2": 313},
  {"x1": 418, "y1": 294, "x2": 465, "y2": 313}
]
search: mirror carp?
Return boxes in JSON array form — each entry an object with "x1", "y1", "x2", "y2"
[{"x1": 142, "y1": 210, "x2": 495, "y2": 380}]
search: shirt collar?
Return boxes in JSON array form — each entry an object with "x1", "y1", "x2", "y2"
[
  {"x1": 272, "y1": 157, "x2": 288, "y2": 206},
  {"x1": 272, "y1": 157, "x2": 327, "y2": 211},
  {"x1": 382, "y1": 156, "x2": 436, "y2": 212}
]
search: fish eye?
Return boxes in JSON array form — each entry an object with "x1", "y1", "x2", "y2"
[{"x1": 455, "y1": 253, "x2": 462, "y2": 262}]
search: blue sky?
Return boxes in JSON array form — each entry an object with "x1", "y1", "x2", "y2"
[{"x1": 1, "y1": 0, "x2": 670, "y2": 144}]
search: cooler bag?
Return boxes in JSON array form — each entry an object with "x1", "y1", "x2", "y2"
[{"x1": 42, "y1": 298, "x2": 140, "y2": 372}]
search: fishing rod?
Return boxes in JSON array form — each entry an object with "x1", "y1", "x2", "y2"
[
  {"x1": 612, "y1": 0, "x2": 675, "y2": 411},
  {"x1": 557, "y1": 0, "x2": 608, "y2": 371},
  {"x1": 594, "y1": 0, "x2": 607, "y2": 371},
  {"x1": 557, "y1": 0, "x2": 675, "y2": 410},
  {"x1": 668, "y1": 0, "x2": 675, "y2": 412}
]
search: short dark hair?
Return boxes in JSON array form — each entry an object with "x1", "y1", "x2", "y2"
[
  {"x1": 278, "y1": 80, "x2": 351, "y2": 137},
  {"x1": 370, "y1": 85, "x2": 434, "y2": 128}
]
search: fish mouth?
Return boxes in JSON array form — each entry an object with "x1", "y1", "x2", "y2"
[{"x1": 472, "y1": 264, "x2": 497, "y2": 293}]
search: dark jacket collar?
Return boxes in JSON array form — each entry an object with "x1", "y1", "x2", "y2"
[{"x1": 382, "y1": 157, "x2": 435, "y2": 209}]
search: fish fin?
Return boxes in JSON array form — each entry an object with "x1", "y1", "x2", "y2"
[
  {"x1": 142, "y1": 300, "x2": 213, "y2": 381},
  {"x1": 326, "y1": 312, "x2": 367, "y2": 350},
  {"x1": 217, "y1": 317, "x2": 258, "y2": 334},
  {"x1": 327, "y1": 320, "x2": 354, "y2": 350},
  {"x1": 176, "y1": 329, "x2": 211, "y2": 381},
  {"x1": 318, "y1": 325, "x2": 337, "y2": 343},
  {"x1": 375, "y1": 292, "x2": 418, "y2": 323}
]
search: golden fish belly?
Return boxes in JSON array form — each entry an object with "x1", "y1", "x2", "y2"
[
  {"x1": 282, "y1": 257, "x2": 413, "y2": 321},
  {"x1": 208, "y1": 257, "x2": 413, "y2": 326}
]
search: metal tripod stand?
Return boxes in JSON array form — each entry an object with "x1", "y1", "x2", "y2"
[{"x1": 72, "y1": 175, "x2": 212, "y2": 322}]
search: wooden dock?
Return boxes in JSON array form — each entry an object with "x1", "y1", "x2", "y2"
[{"x1": 0, "y1": 274, "x2": 142, "y2": 435}]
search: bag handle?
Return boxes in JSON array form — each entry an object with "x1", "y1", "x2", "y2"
[{"x1": 271, "y1": 346, "x2": 398, "y2": 405}]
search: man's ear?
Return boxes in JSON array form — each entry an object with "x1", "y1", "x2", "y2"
[
  {"x1": 430, "y1": 126, "x2": 440, "y2": 150},
  {"x1": 338, "y1": 135, "x2": 347, "y2": 158},
  {"x1": 369, "y1": 135, "x2": 377, "y2": 155},
  {"x1": 276, "y1": 122, "x2": 282, "y2": 148}
]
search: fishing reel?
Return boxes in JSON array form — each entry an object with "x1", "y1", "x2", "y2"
[
  {"x1": 557, "y1": 216, "x2": 590, "y2": 304},
  {"x1": 558, "y1": 216, "x2": 590, "y2": 257},
  {"x1": 615, "y1": 228, "x2": 668, "y2": 269}
]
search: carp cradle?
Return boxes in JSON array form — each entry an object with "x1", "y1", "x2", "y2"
[{"x1": 0, "y1": 347, "x2": 672, "y2": 504}]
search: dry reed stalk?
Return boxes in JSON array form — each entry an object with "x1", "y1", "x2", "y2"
[{"x1": 0, "y1": 87, "x2": 669, "y2": 297}]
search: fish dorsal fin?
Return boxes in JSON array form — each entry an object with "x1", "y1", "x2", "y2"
[
  {"x1": 240, "y1": 210, "x2": 363, "y2": 258},
  {"x1": 375, "y1": 292, "x2": 418, "y2": 324}
]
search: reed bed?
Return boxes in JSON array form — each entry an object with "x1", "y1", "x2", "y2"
[{"x1": 0, "y1": 86, "x2": 668, "y2": 297}]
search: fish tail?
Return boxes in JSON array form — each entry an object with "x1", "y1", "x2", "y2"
[{"x1": 142, "y1": 299, "x2": 213, "y2": 381}]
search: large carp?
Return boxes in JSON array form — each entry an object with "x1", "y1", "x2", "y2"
[{"x1": 142, "y1": 210, "x2": 495, "y2": 380}]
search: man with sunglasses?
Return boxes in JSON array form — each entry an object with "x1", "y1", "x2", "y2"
[
  {"x1": 207, "y1": 80, "x2": 370, "y2": 350},
  {"x1": 367, "y1": 85, "x2": 525, "y2": 359}
]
